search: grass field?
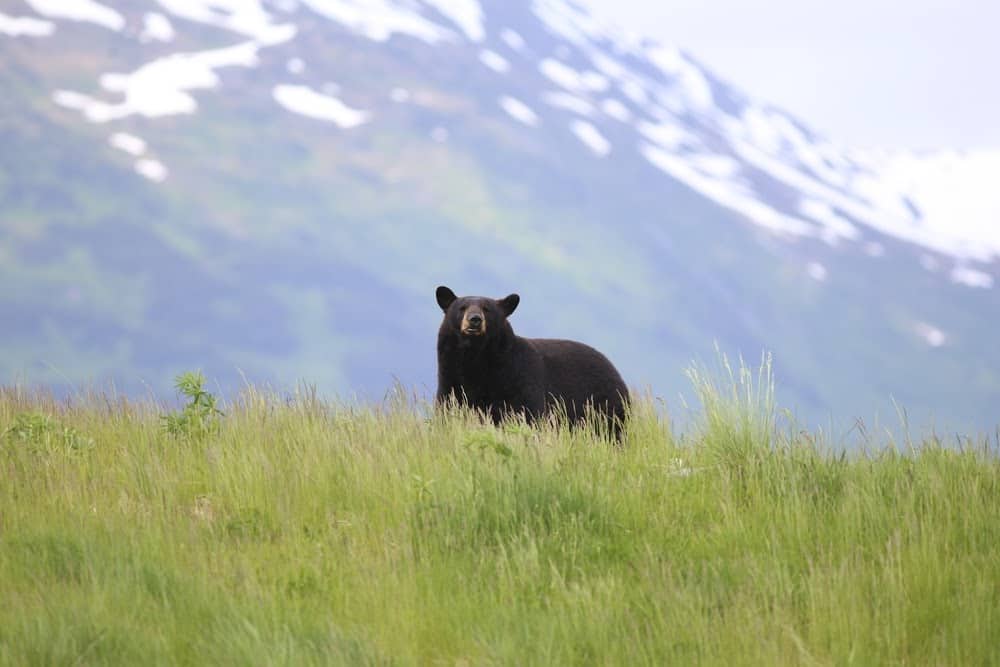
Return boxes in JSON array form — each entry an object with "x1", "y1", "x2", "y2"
[{"x1": 1, "y1": 359, "x2": 998, "y2": 665}]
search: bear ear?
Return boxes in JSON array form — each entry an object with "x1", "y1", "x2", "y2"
[
  {"x1": 436, "y1": 286, "x2": 457, "y2": 311},
  {"x1": 499, "y1": 293, "x2": 520, "y2": 316}
]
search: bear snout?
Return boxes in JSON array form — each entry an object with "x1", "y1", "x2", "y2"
[{"x1": 461, "y1": 310, "x2": 486, "y2": 335}]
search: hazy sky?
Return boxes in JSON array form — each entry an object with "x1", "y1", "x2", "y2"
[{"x1": 580, "y1": 0, "x2": 1000, "y2": 151}]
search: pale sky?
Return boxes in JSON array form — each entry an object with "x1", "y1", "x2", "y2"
[{"x1": 580, "y1": 0, "x2": 1000, "y2": 151}]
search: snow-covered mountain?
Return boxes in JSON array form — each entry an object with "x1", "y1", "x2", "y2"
[{"x1": 2, "y1": 0, "x2": 998, "y2": 431}]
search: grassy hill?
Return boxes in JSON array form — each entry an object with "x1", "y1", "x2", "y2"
[{"x1": 1, "y1": 361, "x2": 999, "y2": 665}]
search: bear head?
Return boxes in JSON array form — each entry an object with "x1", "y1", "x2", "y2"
[{"x1": 436, "y1": 286, "x2": 520, "y2": 347}]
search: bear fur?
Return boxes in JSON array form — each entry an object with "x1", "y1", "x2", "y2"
[{"x1": 435, "y1": 286, "x2": 629, "y2": 438}]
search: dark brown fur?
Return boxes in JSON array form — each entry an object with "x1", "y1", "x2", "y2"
[{"x1": 435, "y1": 286, "x2": 628, "y2": 439}]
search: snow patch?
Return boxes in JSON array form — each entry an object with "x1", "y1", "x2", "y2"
[
  {"x1": 853, "y1": 150, "x2": 1000, "y2": 263},
  {"x1": 689, "y1": 154, "x2": 741, "y2": 179},
  {"x1": 430, "y1": 126, "x2": 449, "y2": 142},
  {"x1": 300, "y1": 0, "x2": 452, "y2": 43},
  {"x1": 950, "y1": 266, "x2": 994, "y2": 289},
  {"x1": 141, "y1": 12, "x2": 175, "y2": 42},
  {"x1": 478, "y1": 49, "x2": 509, "y2": 73},
  {"x1": 135, "y1": 159, "x2": 168, "y2": 182},
  {"x1": 618, "y1": 79, "x2": 648, "y2": 106},
  {"x1": 806, "y1": 262, "x2": 828, "y2": 282},
  {"x1": 645, "y1": 45, "x2": 713, "y2": 110},
  {"x1": 637, "y1": 120, "x2": 694, "y2": 151},
  {"x1": 570, "y1": 120, "x2": 610, "y2": 156},
  {"x1": 714, "y1": 101, "x2": 1000, "y2": 264},
  {"x1": 735, "y1": 106, "x2": 851, "y2": 191},
  {"x1": 422, "y1": 0, "x2": 483, "y2": 41},
  {"x1": 600, "y1": 98, "x2": 631, "y2": 122},
  {"x1": 155, "y1": 0, "x2": 295, "y2": 45},
  {"x1": 0, "y1": 11, "x2": 55, "y2": 36},
  {"x1": 542, "y1": 91, "x2": 595, "y2": 116},
  {"x1": 273, "y1": 84, "x2": 370, "y2": 128},
  {"x1": 864, "y1": 242, "x2": 885, "y2": 257},
  {"x1": 589, "y1": 51, "x2": 627, "y2": 80},
  {"x1": 500, "y1": 28, "x2": 524, "y2": 52},
  {"x1": 798, "y1": 198, "x2": 860, "y2": 244},
  {"x1": 109, "y1": 132, "x2": 147, "y2": 156},
  {"x1": 24, "y1": 0, "x2": 122, "y2": 31},
  {"x1": 727, "y1": 137, "x2": 903, "y2": 245},
  {"x1": 641, "y1": 143, "x2": 812, "y2": 236},
  {"x1": 54, "y1": 42, "x2": 261, "y2": 122},
  {"x1": 539, "y1": 58, "x2": 607, "y2": 94},
  {"x1": 914, "y1": 322, "x2": 946, "y2": 348},
  {"x1": 499, "y1": 96, "x2": 538, "y2": 127},
  {"x1": 532, "y1": 0, "x2": 606, "y2": 48}
]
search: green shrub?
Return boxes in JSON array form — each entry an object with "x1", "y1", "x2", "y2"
[
  {"x1": 2, "y1": 412, "x2": 94, "y2": 454},
  {"x1": 160, "y1": 371, "x2": 224, "y2": 440}
]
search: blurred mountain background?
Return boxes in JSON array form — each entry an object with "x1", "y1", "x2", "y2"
[{"x1": 1, "y1": 0, "x2": 998, "y2": 434}]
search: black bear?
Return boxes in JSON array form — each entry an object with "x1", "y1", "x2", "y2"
[{"x1": 435, "y1": 286, "x2": 629, "y2": 438}]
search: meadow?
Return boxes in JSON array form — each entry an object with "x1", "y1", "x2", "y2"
[{"x1": 1, "y1": 359, "x2": 998, "y2": 665}]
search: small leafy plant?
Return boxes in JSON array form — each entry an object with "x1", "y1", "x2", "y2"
[
  {"x1": 2, "y1": 412, "x2": 94, "y2": 454},
  {"x1": 463, "y1": 429, "x2": 514, "y2": 460},
  {"x1": 161, "y1": 371, "x2": 224, "y2": 440}
]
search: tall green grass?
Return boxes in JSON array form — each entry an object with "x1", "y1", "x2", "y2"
[{"x1": 1, "y1": 361, "x2": 998, "y2": 665}]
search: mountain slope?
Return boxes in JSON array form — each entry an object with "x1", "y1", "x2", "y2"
[{"x1": 1, "y1": 0, "x2": 998, "y2": 431}]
